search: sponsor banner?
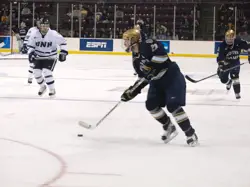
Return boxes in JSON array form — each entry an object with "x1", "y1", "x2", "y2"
[
  {"x1": 80, "y1": 39, "x2": 113, "y2": 51},
  {"x1": 159, "y1": 40, "x2": 170, "y2": 53},
  {"x1": 214, "y1": 41, "x2": 248, "y2": 55},
  {"x1": 0, "y1": 36, "x2": 10, "y2": 49}
]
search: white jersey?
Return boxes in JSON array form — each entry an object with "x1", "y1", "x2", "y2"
[
  {"x1": 27, "y1": 29, "x2": 67, "y2": 59},
  {"x1": 24, "y1": 26, "x2": 39, "y2": 45}
]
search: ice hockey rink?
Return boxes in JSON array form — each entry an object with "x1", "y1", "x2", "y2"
[{"x1": 1, "y1": 54, "x2": 250, "y2": 187}]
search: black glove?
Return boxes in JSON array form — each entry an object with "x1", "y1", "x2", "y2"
[
  {"x1": 121, "y1": 78, "x2": 148, "y2": 102},
  {"x1": 217, "y1": 61, "x2": 227, "y2": 76},
  {"x1": 21, "y1": 44, "x2": 28, "y2": 54},
  {"x1": 121, "y1": 86, "x2": 137, "y2": 102},
  {"x1": 28, "y1": 51, "x2": 37, "y2": 63},
  {"x1": 59, "y1": 50, "x2": 68, "y2": 62}
]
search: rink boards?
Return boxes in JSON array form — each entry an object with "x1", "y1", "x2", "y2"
[{"x1": 0, "y1": 36, "x2": 248, "y2": 59}]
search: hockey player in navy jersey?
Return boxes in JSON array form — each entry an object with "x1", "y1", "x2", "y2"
[
  {"x1": 132, "y1": 19, "x2": 148, "y2": 76},
  {"x1": 15, "y1": 22, "x2": 28, "y2": 52},
  {"x1": 217, "y1": 29, "x2": 250, "y2": 99},
  {"x1": 121, "y1": 28, "x2": 198, "y2": 146}
]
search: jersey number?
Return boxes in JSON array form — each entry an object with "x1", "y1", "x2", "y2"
[
  {"x1": 145, "y1": 39, "x2": 158, "y2": 52},
  {"x1": 151, "y1": 44, "x2": 158, "y2": 52}
]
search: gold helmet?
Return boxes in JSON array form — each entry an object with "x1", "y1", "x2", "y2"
[
  {"x1": 134, "y1": 24, "x2": 141, "y2": 30},
  {"x1": 122, "y1": 28, "x2": 141, "y2": 52},
  {"x1": 225, "y1": 29, "x2": 235, "y2": 45}
]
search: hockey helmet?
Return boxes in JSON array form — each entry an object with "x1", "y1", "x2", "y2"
[
  {"x1": 122, "y1": 28, "x2": 141, "y2": 52},
  {"x1": 40, "y1": 17, "x2": 50, "y2": 35},
  {"x1": 225, "y1": 29, "x2": 235, "y2": 45}
]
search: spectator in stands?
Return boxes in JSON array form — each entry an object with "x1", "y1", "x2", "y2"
[{"x1": 21, "y1": 3, "x2": 31, "y2": 15}]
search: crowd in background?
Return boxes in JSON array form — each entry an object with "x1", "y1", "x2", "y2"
[
  {"x1": 215, "y1": 3, "x2": 249, "y2": 40},
  {"x1": 0, "y1": 1, "x2": 249, "y2": 41}
]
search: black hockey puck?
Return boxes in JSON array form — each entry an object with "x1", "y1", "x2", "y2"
[{"x1": 77, "y1": 134, "x2": 83, "y2": 137}]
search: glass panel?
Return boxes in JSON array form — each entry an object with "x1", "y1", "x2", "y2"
[
  {"x1": 194, "y1": 4, "x2": 201, "y2": 41},
  {"x1": 59, "y1": 2, "x2": 72, "y2": 37},
  {"x1": 80, "y1": 3, "x2": 95, "y2": 38},
  {"x1": 11, "y1": 2, "x2": 18, "y2": 32},
  {"x1": 96, "y1": 3, "x2": 114, "y2": 38},
  {"x1": 116, "y1": 3, "x2": 134, "y2": 39},
  {"x1": 155, "y1": 3, "x2": 174, "y2": 40},
  {"x1": 175, "y1": 3, "x2": 194, "y2": 40},
  {"x1": 71, "y1": 3, "x2": 81, "y2": 38},
  {"x1": 34, "y1": 2, "x2": 54, "y2": 28},
  {"x1": 216, "y1": 3, "x2": 230, "y2": 41},
  {"x1": 236, "y1": 3, "x2": 250, "y2": 40},
  {"x1": 19, "y1": 1, "x2": 33, "y2": 29},
  {"x1": 0, "y1": 2, "x2": 11, "y2": 35}
]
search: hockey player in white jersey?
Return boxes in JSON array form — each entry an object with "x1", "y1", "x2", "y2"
[
  {"x1": 24, "y1": 19, "x2": 41, "y2": 84},
  {"x1": 27, "y1": 17, "x2": 68, "y2": 97}
]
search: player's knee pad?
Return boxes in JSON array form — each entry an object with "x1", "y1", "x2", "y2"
[
  {"x1": 42, "y1": 68, "x2": 53, "y2": 77},
  {"x1": 146, "y1": 99, "x2": 160, "y2": 111},
  {"x1": 220, "y1": 77, "x2": 229, "y2": 84},
  {"x1": 43, "y1": 68, "x2": 54, "y2": 85},
  {"x1": 33, "y1": 69, "x2": 42, "y2": 77},
  {"x1": 232, "y1": 78, "x2": 240, "y2": 85},
  {"x1": 167, "y1": 104, "x2": 180, "y2": 114},
  {"x1": 29, "y1": 63, "x2": 35, "y2": 68},
  {"x1": 231, "y1": 73, "x2": 239, "y2": 80}
]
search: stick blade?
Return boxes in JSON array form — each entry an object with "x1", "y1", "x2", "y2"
[
  {"x1": 185, "y1": 75, "x2": 198, "y2": 83},
  {"x1": 78, "y1": 121, "x2": 92, "y2": 129}
]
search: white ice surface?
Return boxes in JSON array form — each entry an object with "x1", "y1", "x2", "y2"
[{"x1": 0, "y1": 54, "x2": 250, "y2": 187}]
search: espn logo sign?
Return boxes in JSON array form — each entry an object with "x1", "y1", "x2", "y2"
[
  {"x1": 80, "y1": 39, "x2": 113, "y2": 51},
  {"x1": 86, "y1": 42, "x2": 107, "y2": 48}
]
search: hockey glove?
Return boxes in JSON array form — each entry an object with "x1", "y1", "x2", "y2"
[
  {"x1": 59, "y1": 50, "x2": 68, "y2": 62},
  {"x1": 217, "y1": 61, "x2": 227, "y2": 76},
  {"x1": 121, "y1": 78, "x2": 148, "y2": 102},
  {"x1": 21, "y1": 44, "x2": 28, "y2": 54},
  {"x1": 28, "y1": 51, "x2": 37, "y2": 63}
]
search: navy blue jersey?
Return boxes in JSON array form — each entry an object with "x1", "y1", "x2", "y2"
[
  {"x1": 133, "y1": 39, "x2": 176, "y2": 81},
  {"x1": 217, "y1": 38, "x2": 250, "y2": 64},
  {"x1": 18, "y1": 27, "x2": 28, "y2": 41},
  {"x1": 136, "y1": 22, "x2": 149, "y2": 41},
  {"x1": 140, "y1": 30, "x2": 147, "y2": 41}
]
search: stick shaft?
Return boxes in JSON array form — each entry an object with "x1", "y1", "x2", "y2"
[
  {"x1": 95, "y1": 101, "x2": 121, "y2": 127},
  {"x1": 185, "y1": 62, "x2": 246, "y2": 83}
]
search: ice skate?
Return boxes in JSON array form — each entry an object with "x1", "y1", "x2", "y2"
[
  {"x1": 28, "y1": 78, "x2": 33, "y2": 84},
  {"x1": 49, "y1": 89, "x2": 56, "y2": 98},
  {"x1": 235, "y1": 93, "x2": 241, "y2": 99},
  {"x1": 187, "y1": 133, "x2": 199, "y2": 147},
  {"x1": 38, "y1": 85, "x2": 47, "y2": 96},
  {"x1": 161, "y1": 123, "x2": 178, "y2": 144}
]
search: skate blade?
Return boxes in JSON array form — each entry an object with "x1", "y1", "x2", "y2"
[
  {"x1": 163, "y1": 131, "x2": 178, "y2": 144},
  {"x1": 49, "y1": 94, "x2": 56, "y2": 99},
  {"x1": 188, "y1": 141, "x2": 199, "y2": 147}
]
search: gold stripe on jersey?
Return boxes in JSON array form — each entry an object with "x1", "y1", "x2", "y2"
[{"x1": 151, "y1": 55, "x2": 169, "y2": 63}]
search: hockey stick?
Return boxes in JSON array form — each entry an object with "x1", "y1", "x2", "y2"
[
  {"x1": 0, "y1": 55, "x2": 55, "y2": 61},
  {"x1": 78, "y1": 101, "x2": 122, "y2": 129},
  {"x1": 185, "y1": 62, "x2": 246, "y2": 83}
]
